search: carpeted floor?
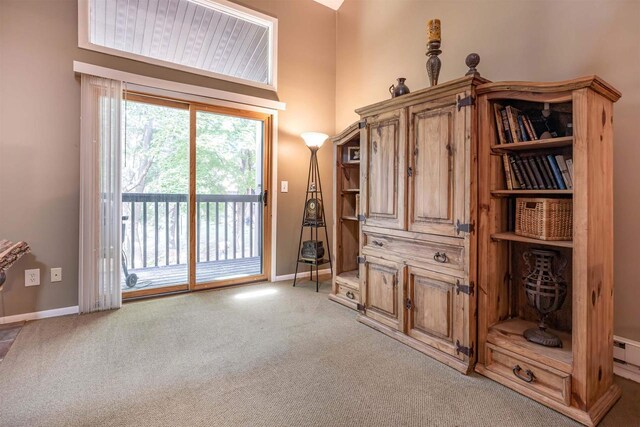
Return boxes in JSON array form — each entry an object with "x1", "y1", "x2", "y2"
[{"x1": 0, "y1": 280, "x2": 638, "y2": 427}]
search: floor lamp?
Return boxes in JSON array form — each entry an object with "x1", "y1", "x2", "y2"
[{"x1": 293, "y1": 132, "x2": 333, "y2": 292}]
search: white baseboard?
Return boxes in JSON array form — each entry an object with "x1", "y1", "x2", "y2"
[
  {"x1": 613, "y1": 335, "x2": 640, "y2": 384},
  {"x1": 0, "y1": 306, "x2": 79, "y2": 325},
  {"x1": 273, "y1": 269, "x2": 331, "y2": 282},
  {"x1": 614, "y1": 362, "x2": 640, "y2": 383}
]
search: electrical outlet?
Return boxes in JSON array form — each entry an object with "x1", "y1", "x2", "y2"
[
  {"x1": 281, "y1": 180, "x2": 288, "y2": 192},
  {"x1": 25, "y1": 269, "x2": 40, "y2": 287},
  {"x1": 51, "y1": 268, "x2": 62, "y2": 283}
]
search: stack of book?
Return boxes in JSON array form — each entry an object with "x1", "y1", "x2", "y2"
[
  {"x1": 494, "y1": 103, "x2": 559, "y2": 143},
  {"x1": 502, "y1": 153, "x2": 574, "y2": 190}
]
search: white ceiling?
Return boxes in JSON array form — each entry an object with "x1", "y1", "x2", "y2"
[
  {"x1": 89, "y1": 0, "x2": 271, "y2": 84},
  {"x1": 312, "y1": 0, "x2": 344, "y2": 11}
]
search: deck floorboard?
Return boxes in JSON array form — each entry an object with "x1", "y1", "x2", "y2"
[{"x1": 122, "y1": 257, "x2": 261, "y2": 291}]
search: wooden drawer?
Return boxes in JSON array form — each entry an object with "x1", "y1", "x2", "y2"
[
  {"x1": 363, "y1": 232, "x2": 465, "y2": 271},
  {"x1": 485, "y1": 343, "x2": 571, "y2": 405},
  {"x1": 337, "y1": 284, "x2": 359, "y2": 302}
]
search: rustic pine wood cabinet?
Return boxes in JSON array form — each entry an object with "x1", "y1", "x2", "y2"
[
  {"x1": 329, "y1": 122, "x2": 362, "y2": 310},
  {"x1": 329, "y1": 74, "x2": 621, "y2": 425},
  {"x1": 475, "y1": 76, "x2": 621, "y2": 426},
  {"x1": 355, "y1": 76, "x2": 487, "y2": 374}
]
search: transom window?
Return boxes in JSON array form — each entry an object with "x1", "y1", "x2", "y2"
[{"x1": 78, "y1": 0, "x2": 278, "y2": 90}]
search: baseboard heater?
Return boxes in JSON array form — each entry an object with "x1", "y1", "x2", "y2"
[{"x1": 613, "y1": 335, "x2": 640, "y2": 383}]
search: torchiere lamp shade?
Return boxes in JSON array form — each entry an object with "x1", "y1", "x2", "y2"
[{"x1": 301, "y1": 132, "x2": 328, "y2": 149}]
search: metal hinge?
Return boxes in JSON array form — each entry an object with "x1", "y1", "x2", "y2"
[
  {"x1": 357, "y1": 256, "x2": 366, "y2": 264},
  {"x1": 455, "y1": 340, "x2": 474, "y2": 358},
  {"x1": 263, "y1": 190, "x2": 268, "y2": 207},
  {"x1": 358, "y1": 119, "x2": 367, "y2": 129},
  {"x1": 455, "y1": 219, "x2": 475, "y2": 235},
  {"x1": 457, "y1": 94, "x2": 476, "y2": 111},
  {"x1": 357, "y1": 214, "x2": 366, "y2": 222},
  {"x1": 407, "y1": 167, "x2": 413, "y2": 177},
  {"x1": 456, "y1": 280, "x2": 475, "y2": 296},
  {"x1": 405, "y1": 298, "x2": 412, "y2": 310}
]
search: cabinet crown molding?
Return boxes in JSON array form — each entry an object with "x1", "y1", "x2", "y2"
[
  {"x1": 476, "y1": 75, "x2": 621, "y2": 102},
  {"x1": 355, "y1": 75, "x2": 490, "y2": 117}
]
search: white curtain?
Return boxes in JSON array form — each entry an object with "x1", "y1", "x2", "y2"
[{"x1": 79, "y1": 75, "x2": 123, "y2": 313}]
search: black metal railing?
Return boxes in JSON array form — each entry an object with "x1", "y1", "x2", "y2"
[{"x1": 122, "y1": 193, "x2": 262, "y2": 270}]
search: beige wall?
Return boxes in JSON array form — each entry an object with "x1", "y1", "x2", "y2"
[
  {"x1": 3, "y1": 0, "x2": 637, "y2": 338},
  {"x1": 0, "y1": 0, "x2": 335, "y2": 317},
  {"x1": 336, "y1": 0, "x2": 640, "y2": 339}
]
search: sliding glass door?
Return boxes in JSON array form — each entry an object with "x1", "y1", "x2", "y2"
[
  {"x1": 194, "y1": 108, "x2": 266, "y2": 287},
  {"x1": 122, "y1": 94, "x2": 271, "y2": 298},
  {"x1": 121, "y1": 95, "x2": 191, "y2": 296}
]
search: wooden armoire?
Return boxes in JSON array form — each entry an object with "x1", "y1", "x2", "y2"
[
  {"x1": 331, "y1": 75, "x2": 488, "y2": 374},
  {"x1": 330, "y1": 73, "x2": 621, "y2": 426}
]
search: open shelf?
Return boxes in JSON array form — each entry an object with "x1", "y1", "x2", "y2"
[
  {"x1": 491, "y1": 136, "x2": 573, "y2": 153},
  {"x1": 487, "y1": 318, "x2": 572, "y2": 374},
  {"x1": 302, "y1": 222, "x2": 326, "y2": 227},
  {"x1": 298, "y1": 258, "x2": 330, "y2": 266},
  {"x1": 491, "y1": 190, "x2": 573, "y2": 197},
  {"x1": 491, "y1": 232, "x2": 573, "y2": 248},
  {"x1": 336, "y1": 269, "x2": 359, "y2": 288}
]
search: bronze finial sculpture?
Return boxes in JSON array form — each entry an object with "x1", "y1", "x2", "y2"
[
  {"x1": 465, "y1": 53, "x2": 480, "y2": 76},
  {"x1": 426, "y1": 19, "x2": 442, "y2": 86}
]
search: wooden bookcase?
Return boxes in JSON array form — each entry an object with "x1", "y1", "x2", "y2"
[
  {"x1": 475, "y1": 77, "x2": 621, "y2": 426},
  {"x1": 329, "y1": 122, "x2": 362, "y2": 309}
]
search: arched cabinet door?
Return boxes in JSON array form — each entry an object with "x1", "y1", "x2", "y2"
[
  {"x1": 360, "y1": 108, "x2": 407, "y2": 231},
  {"x1": 408, "y1": 91, "x2": 470, "y2": 238}
]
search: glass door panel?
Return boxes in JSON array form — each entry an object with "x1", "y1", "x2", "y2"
[
  {"x1": 121, "y1": 96, "x2": 190, "y2": 295},
  {"x1": 195, "y1": 109, "x2": 265, "y2": 284}
]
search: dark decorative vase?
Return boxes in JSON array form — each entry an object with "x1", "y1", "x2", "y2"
[
  {"x1": 389, "y1": 78, "x2": 410, "y2": 98},
  {"x1": 522, "y1": 249, "x2": 568, "y2": 348}
]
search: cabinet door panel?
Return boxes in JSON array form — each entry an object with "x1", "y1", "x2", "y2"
[
  {"x1": 362, "y1": 256, "x2": 405, "y2": 331},
  {"x1": 407, "y1": 266, "x2": 471, "y2": 361},
  {"x1": 409, "y1": 95, "x2": 468, "y2": 237},
  {"x1": 361, "y1": 109, "x2": 407, "y2": 230},
  {"x1": 413, "y1": 277, "x2": 451, "y2": 339}
]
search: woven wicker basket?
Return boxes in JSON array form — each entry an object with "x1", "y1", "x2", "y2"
[{"x1": 515, "y1": 198, "x2": 573, "y2": 241}]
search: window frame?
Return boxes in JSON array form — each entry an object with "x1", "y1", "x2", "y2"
[{"x1": 77, "y1": 0, "x2": 278, "y2": 91}]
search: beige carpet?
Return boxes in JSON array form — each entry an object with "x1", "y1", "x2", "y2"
[{"x1": 0, "y1": 280, "x2": 638, "y2": 427}]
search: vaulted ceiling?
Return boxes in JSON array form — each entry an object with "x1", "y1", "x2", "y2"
[
  {"x1": 90, "y1": 0, "x2": 271, "y2": 84},
  {"x1": 312, "y1": 0, "x2": 344, "y2": 10}
]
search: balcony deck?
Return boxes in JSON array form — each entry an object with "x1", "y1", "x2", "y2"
[{"x1": 121, "y1": 256, "x2": 261, "y2": 291}]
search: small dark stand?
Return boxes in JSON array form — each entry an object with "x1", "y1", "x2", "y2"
[{"x1": 293, "y1": 142, "x2": 332, "y2": 292}]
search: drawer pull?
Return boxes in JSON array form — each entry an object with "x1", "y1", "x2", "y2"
[
  {"x1": 433, "y1": 252, "x2": 448, "y2": 263},
  {"x1": 512, "y1": 365, "x2": 535, "y2": 383},
  {"x1": 346, "y1": 291, "x2": 355, "y2": 300},
  {"x1": 372, "y1": 240, "x2": 384, "y2": 247}
]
